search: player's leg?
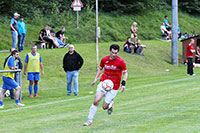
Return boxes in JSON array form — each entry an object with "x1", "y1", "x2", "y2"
[
  {"x1": 15, "y1": 86, "x2": 24, "y2": 106},
  {"x1": 67, "y1": 71, "x2": 73, "y2": 95},
  {"x1": 29, "y1": 81, "x2": 34, "y2": 97},
  {"x1": 0, "y1": 89, "x2": 7, "y2": 108},
  {"x1": 34, "y1": 81, "x2": 39, "y2": 97},
  {"x1": 28, "y1": 73, "x2": 34, "y2": 97},
  {"x1": 84, "y1": 82, "x2": 105, "y2": 126},
  {"x1": 73, "y1": 70, "x2": 79, "y2": 96},
  {"x1": 34, "y1": 73, "x2": 40, "y2": 97},
  {"x1": 103, "y1": 90, "x2": 118, "y2": 115}
]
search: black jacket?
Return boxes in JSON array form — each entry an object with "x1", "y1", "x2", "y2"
[{"x1": 63, "y1": 51, "x2": 84, "y2": 71}]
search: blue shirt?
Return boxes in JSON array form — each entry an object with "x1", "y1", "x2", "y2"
[
  {"x1": 178, "y1": 27, "x2": 180, "y2": 32},
  {"x1": 163, "y1": 19, "x2": 169, "y2": 28},
  {"x1": 10, "y1": 18, "x2": 18, "y2": 31},
  {"x1": 4, "y1": 55, "x2": 23, "y2": 69},
  {"x1": 17, "y1": 20, "x2": 26, "y2": 35},
  {"x1": 25, "y1": 52, "x2": 42, "y2": 63},
  {"x1": 10, "y1": 18, "x2": 15, "y2": 25},
  {"x1": 7, "y1": 57, "x2": 15, "y2": 68}
]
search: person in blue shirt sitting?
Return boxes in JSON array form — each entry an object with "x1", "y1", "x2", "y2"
[{"x1": 163, "y1": 15, "x2": 171, "y2": 31}]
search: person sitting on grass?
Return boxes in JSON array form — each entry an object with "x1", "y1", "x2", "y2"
[
  {"x1": 160, "y1": 22, "x2": 171, "y2": 40},
  {"x1": 134, "y1": 40, "x2": 146, "y2": 56},
  {"x1": 130, "y1": 22, "x2": 138, "y2": 43},
  {"x1": 123, "y1": 37, "x2": 135, "y2": 55}
]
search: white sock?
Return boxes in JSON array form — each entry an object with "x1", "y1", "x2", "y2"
[
  {"x1": 108, "y1": 101, "x2": 113, "y2": 109},
  {"x1": 88, "y1": 104, "x2": 98, "y2": 122}
]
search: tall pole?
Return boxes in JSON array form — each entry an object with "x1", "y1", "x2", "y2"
[
  {"x1": 171, "y1": 0, "x2": 178, "y2": 66},
  {"x1": 77, "y1": 11, "x2": 79, "y2": 28},
  {"x1": 96, "y1": 0, "x2": 99, "y2": 69}
]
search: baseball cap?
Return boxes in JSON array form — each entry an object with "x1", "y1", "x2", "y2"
[{"x1": 14, "y1": 12, "x2": 20, "y2": 17}]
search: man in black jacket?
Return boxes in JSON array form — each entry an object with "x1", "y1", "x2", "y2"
[{"x1": 63, "y1": 45, "x2": 84, "y2": 96}]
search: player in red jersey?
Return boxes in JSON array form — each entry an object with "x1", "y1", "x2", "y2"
[{"x1": 83, "y1": 44, "x2": 128, "y2": 126}]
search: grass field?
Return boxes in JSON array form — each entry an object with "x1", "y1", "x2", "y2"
[{"x1": 0, "y1": 40, "x2": 200, "y2": 132}]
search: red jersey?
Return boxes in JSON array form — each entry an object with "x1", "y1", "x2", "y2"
[
  {"x1": 100, "y1": 56, "x2": 127, "y2": 90},
  {"x1": 187, "y1": 44, "x2": 194, "y2": 57}
]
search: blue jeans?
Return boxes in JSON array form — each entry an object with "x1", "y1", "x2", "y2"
[
  {"x1": 11, "y1": 30, "x2": 18, "y2": 48},
  {"x1": 66, "y1": 70, "x2": 79, "y2": 95},
  {"x1": 55, "y1": 37, "x2": 65, "y2": 46},
  {"x1": 18, "y1": 33, "x2": 26, "y2": 51}
]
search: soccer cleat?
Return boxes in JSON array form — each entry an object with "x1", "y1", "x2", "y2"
[
  {"x1": 0, "y1": 105, "x2": 4, "y2": 109},
  {"x1": 83, "y1": 121, "x2": 92, "y2": 126},
  {"x1": 108, "y1": 101, "x2": 114, "y2": 115},
  {"x1": 29, "y1": 94, "x2": 33, "y2": 98},
  {"x1": 34, "y1": 94, "x2": 39, "y2": 97},
  {"x1": 15, "y1": 103, "x2": 25, "y2": 107}
]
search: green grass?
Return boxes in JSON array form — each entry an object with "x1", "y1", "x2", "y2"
[{"x1": 0, "y1": 40, "x2": 200, "y2": 132}]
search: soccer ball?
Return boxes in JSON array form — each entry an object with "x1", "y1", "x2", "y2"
[
  {"x1": 102, "y1": 79, "x2": 114, "y2": 91},
  {"x1": 5, "y1": 90, "x2": 10, "y2": 97}
]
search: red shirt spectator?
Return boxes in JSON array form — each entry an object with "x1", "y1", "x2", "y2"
[{"x1": 187, "y1": 44, "x2": 195, "y2": 57}]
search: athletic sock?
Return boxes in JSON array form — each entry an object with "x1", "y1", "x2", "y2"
[
  {"x1": 0, "y1": 101, "x2": 3, "y2": 106},
  {"x1": 15, "y1": 100, "x2": 19, "y2": 105},
  {"x1": 29, "y1": 85, "x2": 33, "y2": 95},
  {"x1": 88, "y1": 104, "x2": 98, "y2": 122},
  {"x1": 34, "y1": 85, "x2": 38, "y2": 95},
  {"x1": 108, "y1": 101, "x2": 113, "y2": 109}
]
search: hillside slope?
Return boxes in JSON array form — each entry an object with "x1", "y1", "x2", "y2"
[{"x1": 0, "y1": 11, "x2": 200, "y2": 50}]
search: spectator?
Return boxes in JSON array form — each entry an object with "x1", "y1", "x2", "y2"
[
  {"x1": 134, "y1": 40, "x2": 146, "y2": 56},
  {"x1": 10, "y1": 12, "x2": 20, "y2": 48},
  {"x1": 160, "y1": 22, "x2": 172, "y2": 40},
  {"x1": 130, "y1": 22, "x2": 138, "y2": 43},
  {"x1": 123, "y1": 37, "x2": 135, "y2": 55},
  {"x1": 186, "y1": 39, "x2": 195, "y2": 76},
  {"x1": 195, "y1": 46, "x2": 200, "y2": 63},
  {"x1": 39, "y1": 25, "x2": 59, "y2": 48},
  {"x1": 50, "y1": 26, "x2": 67, "y2": 48},
  {"x1": 50, "y1": 26, "x2": 56, "y2": 36},
  {"x1": 3, "y1": 48, "x2": 23, "y2": 99},
  {"x1": 0, "y1": 50, "x2": 25, "y2": 108},
  {"x1": 39, "y1": 25, "x2": 53, "y2": 48},
  {"x1": 178, "y1": 24, "x2": 182, "y2": 39},
  {"x1": 163, "y1": 15, "x2": 171, "y2": 31},
  {"x1": 24, "y1": 45, "x2": 44, "y2": 98},
  {"x1": 56, "y1": 27, "x2": 68, "y2": 44},
  {"x1": 17, "y1": 16, "x2": 26, "y2": 52},
  {"x1": 63, "y1": 45, "x2": 84, "y2": 96}
]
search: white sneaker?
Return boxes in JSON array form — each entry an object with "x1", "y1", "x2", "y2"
[
  {"x1": 83, "y1": 121, "x2": 92, "y2": 126},
  {"x1": 15, "y1": 103, "x2": 25, "y2": 107},
  {"x1": 108, "y1": 101, "x2": 114, "y2": 115},
  {"x1": 0, "y1": 105, "x2": 4, "y2": 109}
]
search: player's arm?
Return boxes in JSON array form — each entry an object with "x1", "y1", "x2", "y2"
[
  {"x1": 40, "y1": 55, "x2": 44, "y2": 75},
  {"x1": 121, "y1": 71, "x2": 128, "y2": 93},
  {"x1": 24, "y1": 63, "x2": 27, "y2": 75},
  {"x1": 40, "y1": 62, "x2": 44, "y2": 75},
  {"x1": 9, "y1": 66, "x2": 18, "y2": 70},
  {"x1": 91, "y1": 67, "x2": 103, "y2": 86},
  {"x1": 190, "y1": 49, "x2": 195, "y2": 53}
]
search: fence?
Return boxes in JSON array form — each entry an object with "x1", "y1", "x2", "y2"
[{"x1": 0, "y1": 69, "x2": 22, "y2": 103}]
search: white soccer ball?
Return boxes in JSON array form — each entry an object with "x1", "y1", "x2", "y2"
[
  {"x1": 5, "y1": 90, "x2": 10, "y2": 97},
  {"x1": 102, "y1": 79, "x2": 114, "y2": 91}
]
